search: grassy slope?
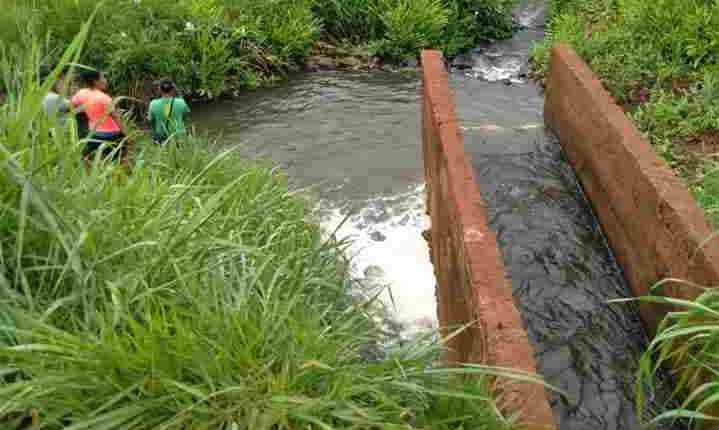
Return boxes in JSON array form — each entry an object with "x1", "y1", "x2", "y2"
[
  {"x1": 0, "y1": 29, "x2": 524, "y2": 430},
  {"x1": 531, "y1": 1, "x2": 719, "y2": 426},
  {"x1": 532, "y1": 0, "x2": 719, "y2": 226}
]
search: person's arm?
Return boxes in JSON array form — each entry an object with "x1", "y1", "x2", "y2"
[
  {"x1": 111, "y1": 110, "x2": 126, "y2": 134},
  {"x1": 59, "y1": 98, "x2": 71, "y2": 114},
  {"x1": 70, "y1": 92, "x2": 83, "y2": 109},
  {"x1": 106, "y1": 95, "x2": 126, "y2": 134}
]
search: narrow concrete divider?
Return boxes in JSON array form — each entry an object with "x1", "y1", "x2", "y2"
[
  {"x1": 421, "y1": 50, "x2": 556, "y2": 429},
  {"x1": 544, "y1": 44, "x2": 719, "y2": 332}
]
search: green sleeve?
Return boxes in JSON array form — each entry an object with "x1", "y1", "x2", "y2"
[
  {"x1": 147, "y1": 100, "x2": 156, "y2": 121},
  {"x1": 183, "y1": 99, "x2": 190, "y2": 114}
]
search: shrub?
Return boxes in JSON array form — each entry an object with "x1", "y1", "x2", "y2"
[
  {"x1": 370, "y1": 0, "x2": 450, "y2": 59},
  {"x1": 312, "y1": 0, "x2": 385, "y2": 42}
]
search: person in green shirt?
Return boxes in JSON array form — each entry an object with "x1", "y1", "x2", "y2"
[{"x1": 148, "y1": 79, "x2": 190, "y2": 143}]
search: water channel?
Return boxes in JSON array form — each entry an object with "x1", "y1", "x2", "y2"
[
  {"x1": 450, "y1": 0, "x2": 682, "y2": 428},
  {"x1": 193, "y1": 0, "x2": 682, "y2": 427}
]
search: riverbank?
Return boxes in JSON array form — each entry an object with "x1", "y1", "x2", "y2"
[
  {"x1": 0, "y1": 27, "x2": 530, "y2": 430},
  {"x1": 531, "y1": 0, "x2": 719, "y2": 227},
  {"x1": 1, "y1": 0, "x2": 514, "y2": 102}
]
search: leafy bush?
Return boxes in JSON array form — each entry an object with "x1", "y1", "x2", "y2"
[
  {"x1": 312, "y1": 0, "x2": 385, "y2": 42},
  {"x1": 621, "y1": 0, "x2": 719, "y2": 71},
  {"x1": 370, "y1": 0, "x2": 450, "y2": 59}
]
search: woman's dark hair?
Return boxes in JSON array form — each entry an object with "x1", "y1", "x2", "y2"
[
  {"x1": 79, "y1": 69, "x2": 101, "y2": 87},
  {"x1": 159, "y1": 79, "x2": 175, "y2": 94}
]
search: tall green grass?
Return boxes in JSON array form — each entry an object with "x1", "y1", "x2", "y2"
[
  {"x1": 612, "y1": 281, "x2": 719, "y2": 429},
  {"x1": 0, "y1": 27, "x2": 545, "y2": 430}
]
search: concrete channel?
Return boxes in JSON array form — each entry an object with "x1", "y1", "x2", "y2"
[{"x1": 422, "y1": 2, "x2": 719, "y2": 428}]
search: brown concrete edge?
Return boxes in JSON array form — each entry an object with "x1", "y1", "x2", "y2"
[
  {"x1": 544, "y1": 43, "x2": 719, "y2": 331},
  {"x1": 421, "y1": 50, "x2": 556, "y2": 430},
  {"x1": 544, "y1": 44, "x2": 719, "y2": 429},
  {"x1": 545, "y1": 45, "x2": 719, "y2": 423}
]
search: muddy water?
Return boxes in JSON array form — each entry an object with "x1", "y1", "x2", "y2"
[
  {"x1": 450, "y1": 0, "x2": 681, "y2": 429},
  {"x1": 191, "y1": 72, "x2": 437, "y2": 341}
]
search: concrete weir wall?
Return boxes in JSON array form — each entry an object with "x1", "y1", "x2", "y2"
[
  {"x1": 421, "y1": 50, "x2": 555, "y2": 429},
  {"x1": 544, "y1": 44, "x2": 719, "y2": 332}
]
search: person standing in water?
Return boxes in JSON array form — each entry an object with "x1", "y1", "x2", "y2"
[
  {"x1": 71, "y1": 69, "x2": 128, "y2": 162},
  {"x1": 148, "y1": 79, "x2": 190, "y2": 144}
]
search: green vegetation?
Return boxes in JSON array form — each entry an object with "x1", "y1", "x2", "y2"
[
  {"x1": 0, "y1": 25, "x2": 535, "y2": 430},
  {"x1": 1, "y1": 0, "x2": 514, "y2": 99},
  {"x1": 531, "y1": 0, "x2": 719, "y2": 226},
  {"x1": 625, "y1": 283, "x2": 719, "y2": 428}
]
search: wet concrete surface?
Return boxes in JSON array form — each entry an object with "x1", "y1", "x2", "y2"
[{"x1": 450, "y1": 0, "x2": 684, "y2": 428}]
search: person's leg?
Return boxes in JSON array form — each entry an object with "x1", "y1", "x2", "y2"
[
  {"x1": 82, "y1": 139, "x2": 102, "y2": 167},
  {"x1": 152, "y1": 133, "x2": 167, "y2": 145},
  {"x1": 93, "y1": 132, "x2": 125, "y2": 161}
]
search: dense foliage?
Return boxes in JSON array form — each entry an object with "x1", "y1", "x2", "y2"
[
  {"x1": 0, "y1": 26, "x2": 531, "y2": 430},
  {"x1": 0, "y1": 0, "x2": 514, "y2": 98},
  {"x1": 532, "y1": 0, "x2": 719, "y2": 226}
]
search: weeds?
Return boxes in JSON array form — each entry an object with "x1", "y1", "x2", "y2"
[{"x1": 622, "y1": 284, "x2": 719, "y2": 428}]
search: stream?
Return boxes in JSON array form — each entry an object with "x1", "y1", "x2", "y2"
[
  {"x1": 192, "y1": 71, "x2": 436, "y2": 342},
  {"x1": 192, "y1": 0, "x2": 682, "y2": 427}
]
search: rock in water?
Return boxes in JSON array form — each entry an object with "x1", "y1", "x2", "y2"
[
  {"x1": 451, "y1": 53, "x2": 473, "y2": 70},
  {"x1": 337, "y1": 56, "x2": 362, "y2": 70},
  {"x1": 304, "y1": 55, "x2": 337, "y2": 72},
  {"x1": 370, "y1": 231, "x2": 387, "y2": 242},
  {"x1": 401, "y1": 58, "x2": 419, "y2": 68},
  {"x1": 313, "y1": 41, "x2": 338, "y2": 56},
  {"x1": 364, "y1": 265, "x2": 385, "y2": 279}
]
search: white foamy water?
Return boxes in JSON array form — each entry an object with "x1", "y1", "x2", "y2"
[
  {"x1": 319, "y1": 184, "x2": 438, "y2": 340},
  {"x1": 470, "y1": 55, "x2": 523, "y2": 82}
]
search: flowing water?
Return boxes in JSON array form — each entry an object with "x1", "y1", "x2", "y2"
[
  {"x1": 192, "y1": 1, "x2": 682, "y2": 426},
  {"x1": 191, "y1": 72, "x2": 437, "y2": 341},
  {"x1": 450, "y1": 0, "x2": 682, "y2": 428}
]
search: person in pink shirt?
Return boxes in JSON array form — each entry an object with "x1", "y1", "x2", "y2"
[{"x1": 71, "y1": 69, "x2": 128, "y2": 162}]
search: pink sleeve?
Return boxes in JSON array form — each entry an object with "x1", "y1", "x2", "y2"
[{"x1": 71, "y1": 91, "x2": 85, "y2": 106}]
